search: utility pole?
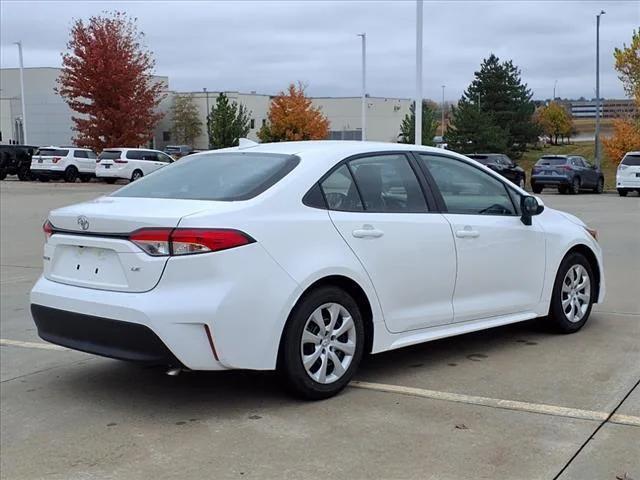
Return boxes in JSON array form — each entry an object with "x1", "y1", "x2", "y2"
[
  {"x1": 553, "y1": 80, "x2": 558, "y2": 100},
  {"x1": 357, "y1": 33, "x2": 367, "y2": 141},
  {"x1": 595, "y1": 10, "x2": 605, "y2": 168},
  {"x1": 203, "y1": 87, "x2": 210, "y2": 120},
  {"x1": 14, "y1": 41, "x2": 27, "y2": 144},
  {"x1": 441, "y1": 85, "x2": 446, "y2": 137},
  {"x1": 415, "y1": 0, "x2": 423, "y2": 145}
]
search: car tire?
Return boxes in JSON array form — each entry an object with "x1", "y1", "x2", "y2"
[
  {"x1": 618, "y1": 189, "x2": 628, "y2": 197},
  {"x1": 131, "y1": 170, "x2": 143, "y2": 181},
  {"x1": 532, "y1": 184, "x2": 542, "y2": 194},
  {"x1": 549, "y1": 252, "x2": 595, "y2": 334},
  {"x1": 558, "y1": 186, "x2": 568, "y2": 194},
  {"x1": 0, "y1": 168, "x2": 6, "y2": 180},
  {"x1": 278, "y1": 286, "x2": 365, "y2": 400},
  {"x1": 570, "y1": 177, "x2": 580, "y2": 194},
  {"x1": 64, "y1": 166, "x2": 78, "y2": 183},
  {"x1": 17, "y1": 165, "x2": 31, "y2": 181},
  {"x1": 518, "y1": 176, "x2": 526, "y2": 189},
  {"x1": 594, "y1": 178, "x2": 604, "y2": 194},
  {"x1": 104, "y1": 178, "x2": 117, "y2": 184}
]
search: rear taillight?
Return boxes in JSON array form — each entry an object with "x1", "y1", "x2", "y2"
[
  {"x1": 43, "y1": 220, "x2": 54, "y2": 243},
  {"x1": 114, "y1": 159, "x2": 128, "y2": 164},
  {"x1": 562, "y1": 165, "x2": 572, "y2": 171},
  {"x1": 129, "y1": 228, "x2": 254, "y2": 256},
  {"x1": 52, "y1": 157, "x2": 62, "y2": 164}
]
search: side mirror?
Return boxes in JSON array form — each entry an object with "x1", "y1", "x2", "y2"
[{"x1": 521, "y1": 195, "x2": 544, "y2": 225}]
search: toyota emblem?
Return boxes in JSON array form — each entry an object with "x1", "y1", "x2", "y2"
[{"x1": 77, "y1": 216, "x2": 90, "y2": 231}]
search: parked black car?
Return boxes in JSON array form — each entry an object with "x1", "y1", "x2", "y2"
[
  {"x1": 531, "y1": 155, "x2": 604, "y2": 194},
  {"x1": 466, "y1": 153, "x2": 526, "y2": 188},
  {"x1": 0, "y1": 145, "x2": 38, "y2": 181}
]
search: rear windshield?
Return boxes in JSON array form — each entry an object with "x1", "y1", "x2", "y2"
[
  {"x1": 112, "y1": 152, "x2": 300, "y2": 201},
  {"x1": 98, "y1": 150, "x2": 123, "y2": 160},
  {"x1": 536, "y1": 157, "x2": 567, "y2": 166},
  {"x1": 37, "y1": 148, "x2": 68, "y2": 157},
  {"x1": 621, "y1": 154, "x2": 640, "y2": 166},
  {"x1": 467, "y1": 155, "x2": 495, "y2": 165}
]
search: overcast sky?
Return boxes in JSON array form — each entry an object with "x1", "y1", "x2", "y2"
[{"x1": 1, "y1": 1, "x2": 638, "y2": 101}]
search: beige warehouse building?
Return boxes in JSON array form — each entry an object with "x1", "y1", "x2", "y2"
[{"x1": 1, "y1": 67, "x2": 411, "y2": 149}]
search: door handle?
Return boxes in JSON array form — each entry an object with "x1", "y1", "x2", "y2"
[
  {"x1": 352, "y1": 225, "x2": 384, "y2": 238},
  {"x1": 455, "y1": 228, "x2": 479, "y2": 239}
]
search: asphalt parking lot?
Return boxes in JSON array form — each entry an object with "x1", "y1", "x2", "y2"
[{"x1": 1, "y1": 180, "x2": 639, "y2": 480}]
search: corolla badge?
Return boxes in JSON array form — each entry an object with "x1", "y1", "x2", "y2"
[{"x1": 77, "y1": 215, "x2": 90, "y2": 231}]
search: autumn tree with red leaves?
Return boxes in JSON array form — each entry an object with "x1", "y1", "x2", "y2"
[
  {"x1": 258, "y1": 82, "x2": 329, "y2": 142},
  {"x1": 57, "y1": 12, "x2": 166, "y2": 151}
]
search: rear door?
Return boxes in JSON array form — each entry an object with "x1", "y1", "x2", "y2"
[
  {"x1": 573, "y1": 157, "x2": 596, "y2": 187},
  {"x1": 72, "y1": 150, "x2": 93, "y2": 173},
  {"x1": 324, "y1": 153, "x2": 457, "y2": 333},
  {"x1": 417, "y1": 153, "x2": 546, "y2": 323}
]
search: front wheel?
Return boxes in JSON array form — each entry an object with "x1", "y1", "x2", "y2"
[
  {"x1": 549, "y1": 253, "x2": 595, "y2": 333},
  {"x1": 17, "y1": 165, "x2": 31, "y2": 181},
  {"x1": 278, "y1": 286, "x2": 364, "y2": 400},
  {"x1": 131, "y1": 170, "x2": 143, "y2": 181},
  {"x1": 532, "y1": 184, "x2": 543, "y2": 194},
  {"x1": 594, "y1": 178, "x2": 604, "y2": 194},
  {"x1": 64, "y1": 166, "x2": 78, "y2": 183}
]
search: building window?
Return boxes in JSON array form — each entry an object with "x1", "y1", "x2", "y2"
[
  {"x1": 250, "y1": 119, "x2": 255, "y2": 129},
  {"x1": 262, "y1": 119, "x2": 267, "y2": 127},
  {"x1": 163, "y1": 131, "x2": 171, "y2": 141},
  {"x1": 329, "y1": 130, "x2": 362, "y2": 141}
]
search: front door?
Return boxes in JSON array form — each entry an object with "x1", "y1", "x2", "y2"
[
  {"x1": 417, "y1": 153, "x2": 546, "y2": 322},
  {"x1": 322, "y1": 153, "x2": 457, "y2": 333}
]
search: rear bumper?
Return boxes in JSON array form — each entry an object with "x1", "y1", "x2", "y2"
[
  {"x1": 616, "y1": 177, "x2": 640, "y2": 189},
  {"x1": 531, "y1": 175, "x2": 571, "y2": 186},
  {"x1": 96, "y1": 167, "x2": 128, "y2": 179},
  {"x1": 31, "y1": 304, "x2": 183, "y2": 366},
  {"x1": 31, "y1": 167, "x2": 65, "y2": 178}
]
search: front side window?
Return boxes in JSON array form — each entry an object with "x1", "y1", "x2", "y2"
[
  {"x1": 418, "y1": 154, "x2": 516, "y2": 216},
  {"x1": 320, "y1": 165, "x2": 364, "y2": 211},
  {"x1": 348, "y1": 154, "x2": 427, "y2": 213},
  {"x1": 112, "y1": 152, "x2": 299, "y2": 201},
  {"x1": 158, "y1": 152, "x2": 173, "y2": 163}
]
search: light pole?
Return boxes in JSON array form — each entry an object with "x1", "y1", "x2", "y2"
[
  {"x1": 553, "y1": 79, "x2": 558, "y2": 100},
  {"x1": 441, "y1": 85, "x2": 446, "y2": 137},
  {"x1": 415, "y1": 0, "x2": 423, "y2": 145},
  {"x1": 14, "y1": 41, "x2": 27, "y2": 144},
  {"x1": 595, "y1": 10, "x2": 605, "y2": 168},
  {"x1": 203, "y1": 87, "x2": 210, "y2": 120},
  {"x1": 357, "y1": 33, "x2": 367, "y2": 141}
]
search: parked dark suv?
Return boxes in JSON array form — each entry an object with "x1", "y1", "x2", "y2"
[
  {"x1": 466, "y1": 153, "x2": 526, "y2": 188},
  {"x1": 531, "y1": 155, "x2": 604, "y2": 194},
  {"x1": 0, "y1": 144, "x2": 38, "y2": 181}
]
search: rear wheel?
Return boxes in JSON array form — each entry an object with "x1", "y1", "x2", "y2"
[
  {"x1": 532, "y1": 184, "x2": 542, "y2": 194},
  {"x1": 618, "y1": 189, "x2": 628, "y2": 197},
  {"x1": 549, "y1": 253, "x2": 595, "y2": 333},
  {"x1": 131, "y1": 170, "x2": 143, "y2": 181},
  {"x1": 17, "y1": 165, "x2": 31, "y2": 181},
  {"x1": 0, "y1": 168, "x2": 6, "y2": 180},
  {"x1": 64, "y1": 166, "x2": 78, "y2": 183},
  {"x1": 570, "y1": 177, "x2": 581, "y2": 194},
  {"x1": 594, "y1": 178, "x2": 604, "y2": 194},
  {"x1": 278, "y1": 286, "x2": 364, "y2": 400}
]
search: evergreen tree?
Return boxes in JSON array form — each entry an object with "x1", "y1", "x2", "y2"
[
  {"x1": 398, "y1": 100, "x2": 438, "y2": 146},
  {"x1": 446, "y1": 54, "x2": 539, "y2": 157},
  {"x1": 207, "y1": 93, "x2": 252, "y2": 149},
  {"x1": 446, "y1": 104, "x2": 509, "y2": 153}
]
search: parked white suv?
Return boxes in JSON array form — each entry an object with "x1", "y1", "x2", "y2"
[
  {"x1": 31, "y1": 147, "x2": 97, "y2": 182},
  {"x1": 617, "y1": 151, "x2": 640, "y2": 196},
  {"x1": 96, "y1": 148, "x2": 174, "y2": 184}
]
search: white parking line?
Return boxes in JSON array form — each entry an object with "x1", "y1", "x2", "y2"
[
  {"x1": 350, "y1": 381, "x2": 640, "y2": 427},
  {"x1": 3, "y1": 338, "x2": 638, "y2": 427},
  {"x1": 0, "y1": 339, "x2": 68, "y2": 351}
]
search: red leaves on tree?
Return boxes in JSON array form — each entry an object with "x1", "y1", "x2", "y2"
[{"x1": 56, "y1": 12, "x2": 166, "y2": 151}]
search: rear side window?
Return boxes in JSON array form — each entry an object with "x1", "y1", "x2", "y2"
[
  {"x1": 348, "y1": 154, "x2": 427, "y2": 213},
  {"x1": 621, "y1": 154, "x2": 640, "y2": 166},
  {"x1": 112, "y1": 152, "x2": 299, "y2": 201},
  {"x1": 98, "y1": 150, "x2": 122, "y2": 160},
  {"x1": 38, "y1": 148, "x2": 69, "y2": 157},
  {"x1": 73, "y1": 150, "x2": 88, "y2": 158},
  {"x1": 87, "y1": 151, "x2": 97, "y2": 159},
  {"x1": 536, "y1": 157, "x2": 567, "y2": 166},
  {"x1": 320, "y1": 165, "x2": 364, "y2": 211}
]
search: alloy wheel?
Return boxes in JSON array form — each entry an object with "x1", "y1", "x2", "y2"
[
  {"x1": 300, "y1": 302, "x2": 356, "y2": 384},
  {"x1": 561, "y1": 264, "x2": 591, "y2": 323}
]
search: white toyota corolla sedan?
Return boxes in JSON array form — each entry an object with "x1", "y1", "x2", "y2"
[{"x1": 30, "y1": 141, "x2": 604, "y2": 399}]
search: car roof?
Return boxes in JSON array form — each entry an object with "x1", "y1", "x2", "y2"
[{"x1": 624, "y1": 151, "x2": 640, "y2": 155}]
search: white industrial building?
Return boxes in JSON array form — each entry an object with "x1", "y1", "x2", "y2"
[{"x1": 0, "y1": 67, "x2": 411, "y2": 149}]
